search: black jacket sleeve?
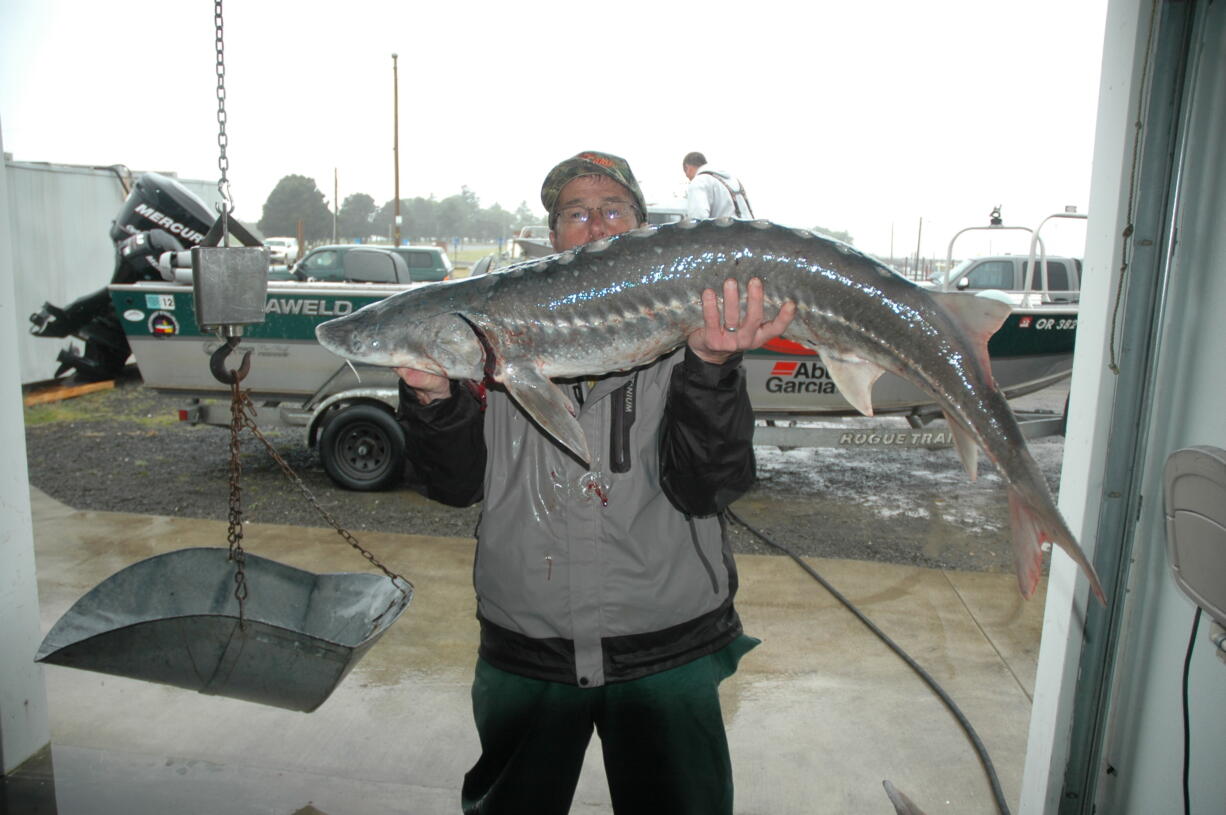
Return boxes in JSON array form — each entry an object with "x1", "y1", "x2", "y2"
[
  {"x1": 396, "y1": 379, "x2": 486, "y2": 507},
  {"x1": 658, "y1": 347, "x2": 756, "y2": 517}
]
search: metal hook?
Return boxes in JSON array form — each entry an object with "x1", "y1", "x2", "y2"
[{"x1": 210, "y1": 336, "x2": 253, "y2": 384}]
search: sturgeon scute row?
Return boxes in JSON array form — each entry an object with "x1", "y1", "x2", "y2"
[{"x1": 316, "y1": 217, "x2": 1105, "y2": 603}]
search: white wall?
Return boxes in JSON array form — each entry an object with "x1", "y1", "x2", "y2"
[
  {"x1": 0, "y1": 121, "x2": 50, "y2": 774},
  {"x1": 1098, "y1": 3, "x2": 1226, "y2": 808},
  {"x1": 1019, "y1": 0, "x2": 1145, "y2": 804},
  {"x1": 1023, "y1": 1, "x2": 1226, "y2": 812}
]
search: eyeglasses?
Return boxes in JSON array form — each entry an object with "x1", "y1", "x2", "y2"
[{"x1": 555, "y1": 201, "x2": 640, "y2": 228}]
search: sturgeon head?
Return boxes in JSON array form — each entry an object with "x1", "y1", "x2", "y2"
[{"x1": 314, "y1": 285, "x2": 486, "y2": 381}]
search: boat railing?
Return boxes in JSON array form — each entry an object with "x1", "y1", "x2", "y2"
[
  {"x1": 1023, "y1": 211, "x2": 1089, "y2": 308},
  {"x1": 944, "y1": 207, "x2": 1045, "y2": 292}
]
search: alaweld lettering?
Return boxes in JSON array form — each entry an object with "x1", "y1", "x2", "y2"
[{"x1": 265, "y1": 298, "x2": 354, "y2": 317}]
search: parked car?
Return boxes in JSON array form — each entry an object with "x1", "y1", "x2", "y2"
[
  {"x1": 925, "y1": 255, "x2": 1083, "y2": 301},
  {"x1": 264, "y1": 236, "x2": 300, "y2": 265},
  {"x1": 386, "y1": 244, "x2": 453, "y2": 281},
  {"x1": 290, "y1": 244, "x2": 452, "y2": 284}
]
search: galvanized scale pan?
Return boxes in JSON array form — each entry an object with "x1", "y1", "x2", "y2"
[{"x1": 36, "y1": 547, "x2": 412, "y2": 712}]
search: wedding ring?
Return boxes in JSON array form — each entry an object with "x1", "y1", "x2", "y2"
[{"x1": 725, "y1": 325, "x2": 738, "y2": 333}]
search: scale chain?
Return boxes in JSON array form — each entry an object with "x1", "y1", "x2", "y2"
[
  {"x1": 227, "y1": 385, "x2": 413, "y2": 605},
  {"x1": 210, "y1": 0, "x2": 405, "y2": 637},
  {"x1": 213, "y1": 0, "x2": 232, "y2": 214},
  {"x1": 226, "y1": 378, "x2": 249, "y2": 626}
]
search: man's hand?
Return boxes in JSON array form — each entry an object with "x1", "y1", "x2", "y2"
[
  {"x1": 687, "y1": 277, "x2": 796, "y2": 364},
  {"x1": 395, "y1": 367, "x2": 452, "y2": 405}
]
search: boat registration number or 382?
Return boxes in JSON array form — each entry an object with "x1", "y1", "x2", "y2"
[{"x1": 1019, "y1": 316, "x2": 1078, "y2": 331}]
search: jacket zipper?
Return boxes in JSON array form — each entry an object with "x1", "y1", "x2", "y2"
[
  {"x1": 686, "y1": 516, "x2": 719, "y2": 593},
  {"x1": 609, "y1": 376, "x2": 637, "y2": 474}
]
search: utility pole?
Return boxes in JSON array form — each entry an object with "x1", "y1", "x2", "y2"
[
  {"x1": 392, "y1": 53, "x2": 401, "y2": 247},
  {"x1": 333, "y1": 167, "x2": 338, "y2": 244}
]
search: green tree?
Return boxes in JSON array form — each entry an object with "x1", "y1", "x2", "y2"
[
  {"x1": 513, "y1": 201, "x2": 544, "y2": 231},
  {"x1": 362, "y1": 188, "x2": 544, "y2": 244},
  {"x1": 371, "y1": 196, "x2": 439, "y2": 243},
  {"x1": 258, "y1": 175, "x2": 333, "y2": 241},
  {"x1": 337, "y1": 193, "x2": 377, "y2": 241},
  {"x1": 474, "y1": 202, "x2": 514, "y2": 241},
  {"x1": 436, "y1": 186, "x2": 481, "y2": 240},
  {"x1": 404, "y1": 197, "x2": 440, "y2": 241},
  {"x1": 370, "y1": 198, "x2": 397, "y2": 241}
]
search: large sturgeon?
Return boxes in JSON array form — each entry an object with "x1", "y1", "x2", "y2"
[{"x1": 316, "y1": 218, "x2": 1105, "y2": 603}]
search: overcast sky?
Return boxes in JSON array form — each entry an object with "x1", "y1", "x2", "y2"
[{"x1": 1, "y1": 0, "x2": 1108, "y2": 258}]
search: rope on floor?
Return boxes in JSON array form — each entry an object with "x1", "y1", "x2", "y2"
[{"x1": 724, "y1": 508, "x2": 1011, "y2": 815}]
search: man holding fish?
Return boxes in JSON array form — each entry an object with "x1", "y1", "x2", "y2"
[
  {"x1": 394, "y1": 150, "x2": 793, "y2": 814},
  {"x1": 316, "y1": 144, "x2": 1107, "y2": 812}
]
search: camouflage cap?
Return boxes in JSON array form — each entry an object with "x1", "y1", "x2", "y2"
[{"x1": 540, "y1": 151, "x2": 647, "y2": 224}]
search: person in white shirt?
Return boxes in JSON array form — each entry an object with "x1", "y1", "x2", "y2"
[{"x1": 682, "y1": 152, "x2": 754, "y2": 220}]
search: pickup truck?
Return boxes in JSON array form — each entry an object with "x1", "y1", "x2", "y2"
[
  {"x1": 925, "y1": 255, "x2": 1083, "y2": 301},
  {"x1": 291, "y1": 244, "x2": 453, "y2": 284},
  {"x1": 263, "y1": 237, "x2": 300, "y2": 266}
]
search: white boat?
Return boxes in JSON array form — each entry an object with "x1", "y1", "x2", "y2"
[{"x1": 510, "y1": 225, "x2": 552, "y2": 259}]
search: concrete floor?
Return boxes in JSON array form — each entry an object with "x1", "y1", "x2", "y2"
[{"x1": 7, "y1": 487, "x2": 1046, "y2": 814}]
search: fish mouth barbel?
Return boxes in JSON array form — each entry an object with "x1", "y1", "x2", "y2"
[{"x1": 315, "y1": 217, "x2": 1105, "y2": 604}]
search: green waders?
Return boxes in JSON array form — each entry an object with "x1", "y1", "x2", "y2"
[{"x1": 461, "y1": 635, "x2": 758, "y2": 815}]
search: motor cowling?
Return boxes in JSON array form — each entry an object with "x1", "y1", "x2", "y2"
[{"x1": 108, "y1": 172, "x2": 214, "y2": 247}]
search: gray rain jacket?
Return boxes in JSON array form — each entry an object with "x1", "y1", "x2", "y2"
[{"x1": 398, "y1": 347, "x2": 756, "y2": 687}]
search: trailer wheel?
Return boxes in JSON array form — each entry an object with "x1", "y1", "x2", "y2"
[{"x1": 319, "y1": 404, "x2": 405, "y2": 491}]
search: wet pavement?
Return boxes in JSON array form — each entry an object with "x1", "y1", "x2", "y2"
[{"x1": 7, "y1": 487, "x2": 1046, "y2": 814}]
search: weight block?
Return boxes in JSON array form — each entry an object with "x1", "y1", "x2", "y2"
[{"x1": 191, "y1": 246, "x2": 269, "y2": 328}]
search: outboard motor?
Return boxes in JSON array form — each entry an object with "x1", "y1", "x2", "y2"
[
  {"x1": 29, "y1": 173, "x2": 216, "y2": 380},
  {"x1": 108, "y1": 172, "x2": 214, "y2": 247}
]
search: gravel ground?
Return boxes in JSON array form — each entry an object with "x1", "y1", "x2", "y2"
[{"x1": 23, "y1": 367, "x2": 1070, "y2": 575}]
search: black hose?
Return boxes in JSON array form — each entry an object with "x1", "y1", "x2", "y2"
[
  {"x1": 1181, "y1": 605, "x2": 1202, "y2": 815},
  {"x1": 724, "y1": 508, "x2": 1011, "y2": 815}
]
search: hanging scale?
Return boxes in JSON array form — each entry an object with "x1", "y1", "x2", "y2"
[{"x1": 35, "y1": 0, "x2": 413, "y2": 713}]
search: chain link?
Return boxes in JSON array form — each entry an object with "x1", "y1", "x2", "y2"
[
  {"x1": 226, "y1": 377, "x2": 249, "y2": 625},
  {"x1": 214, "y1": 0, "x2": 232, "y2": 213},
  {"x1": 226, "y1": 384, "x2": 413, "y2": 605}
]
